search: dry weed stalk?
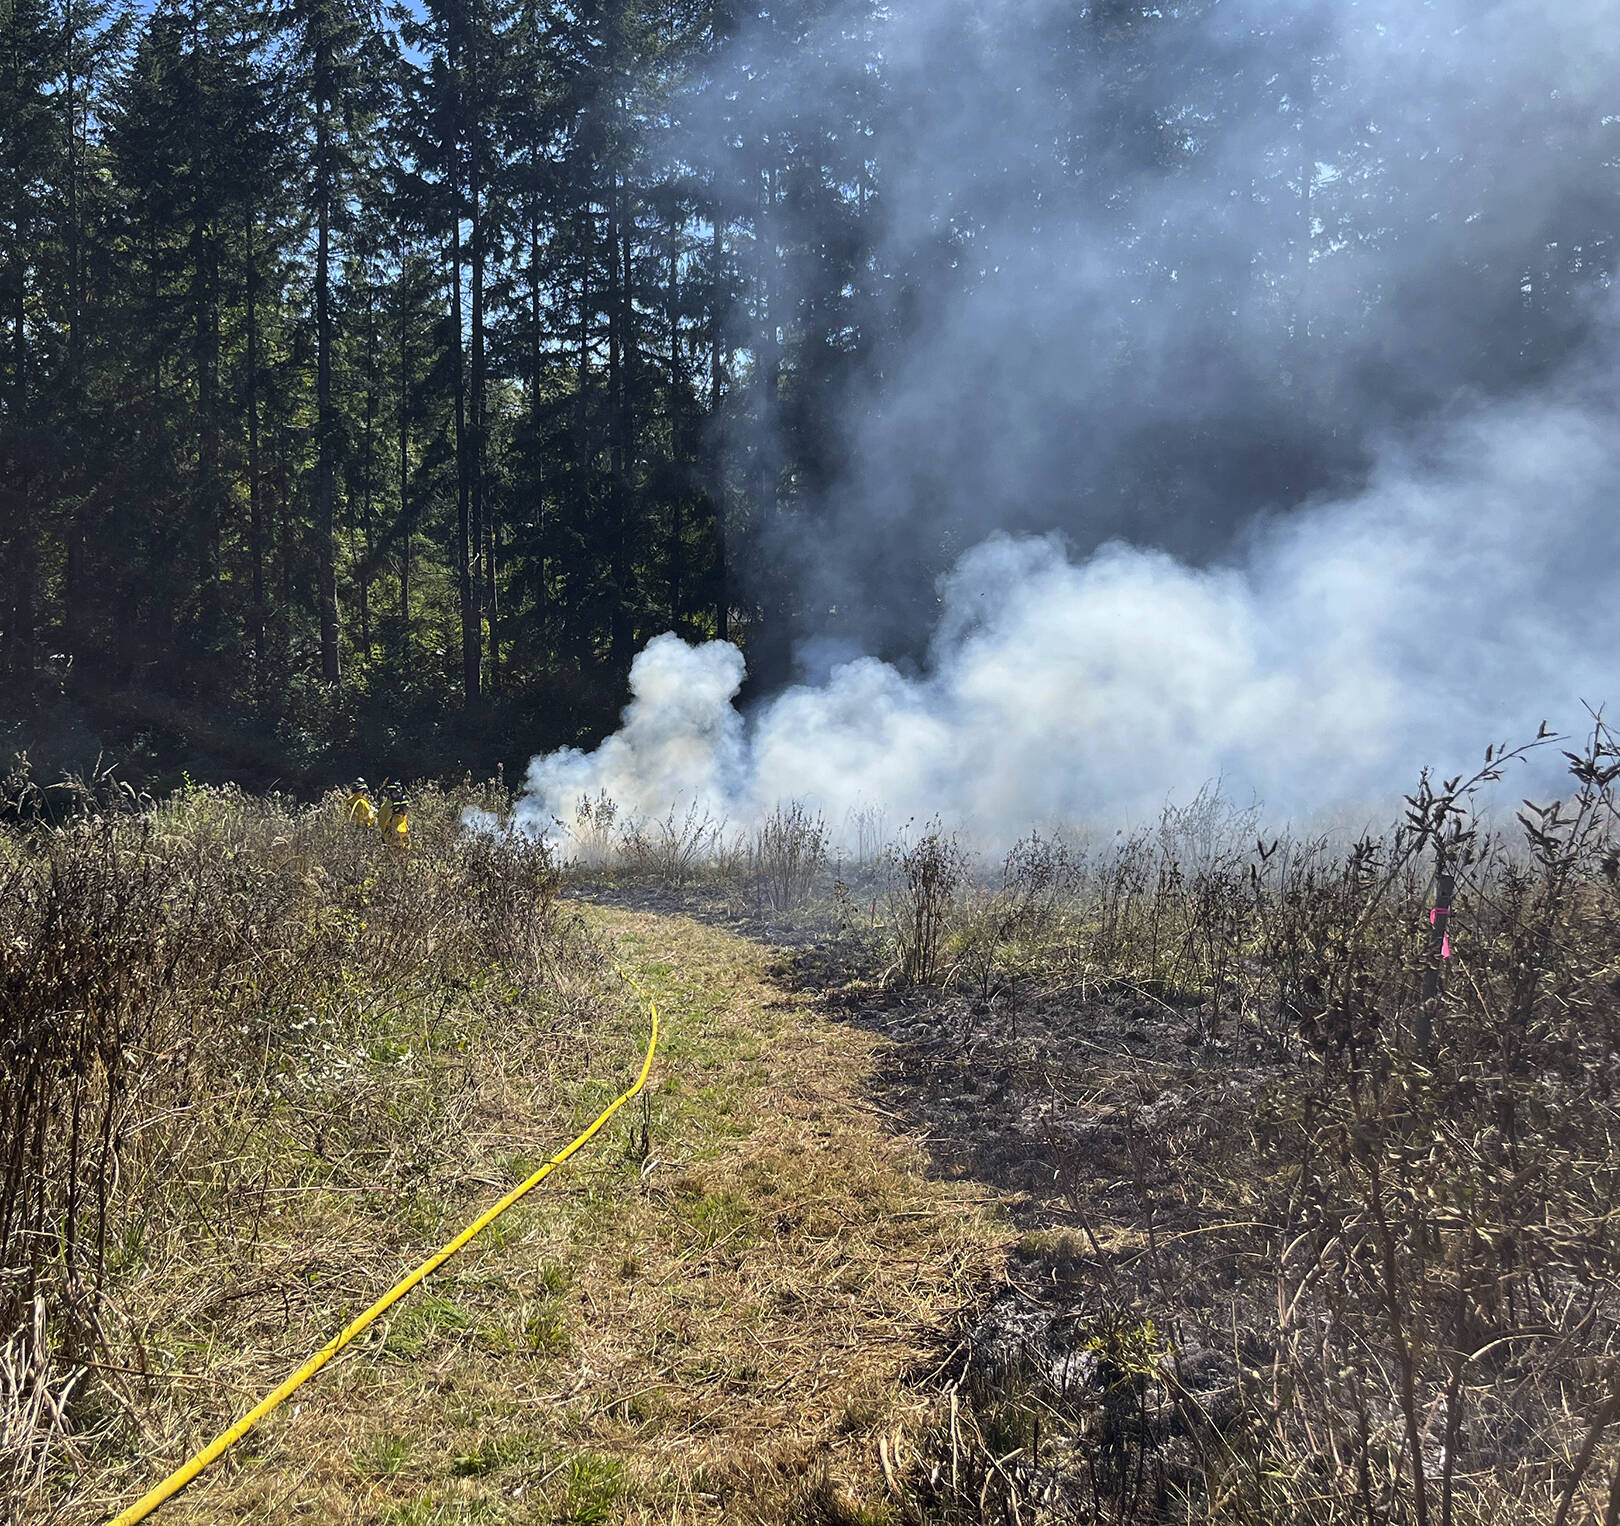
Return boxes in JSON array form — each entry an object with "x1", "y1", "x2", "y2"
[
  {"x1": 882, "y1": 823, "x2": 968, "y2": 987},
  {"x1": 750, "y1": 803, "x2": 829, "y2": 913}
]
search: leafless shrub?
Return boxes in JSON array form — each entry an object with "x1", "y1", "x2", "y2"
[
  {"x1": 750, "y1": 802, "x2": 829, "y2": 912},
  {"x1": 453, "y1": 826, "x2": 572, "y2": 982},
  {"x1": 844, "y1": 804, "x2": 889, "y2": 874},
  {"x1": 1155, "y1": 780, "x2": 1261, "y2": 875},
  {"x1": 567, "y1": 790, "x2": 622, "y2": 867},
  {"x1": 617, "y1": 802, "x2": 725, "y2": 885},
  {"x1": 883, "y1": 822, "x2": 968, "y2": 986},
  {"x1": 944, "y1": 832, "x2": 1081, "y2": 1006},
  {"x1": 0, "y1": 816, "x2": 198, "y2": 1357}
]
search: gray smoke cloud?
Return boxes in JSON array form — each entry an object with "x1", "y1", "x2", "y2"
[
  {"x1": 517, "y1": 357, "x2": 1620, "y2": 847},
  {"x1": 769, "y1": 0, "x2": 1620, "y2": 645},
  {"x1": 512, "y1": 0, "x2": 1620, "y2": 848}
]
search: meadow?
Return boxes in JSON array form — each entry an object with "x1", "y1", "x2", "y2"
[{"x1": 5, "y1": 721, "x2": 1620, "y2": 1524}]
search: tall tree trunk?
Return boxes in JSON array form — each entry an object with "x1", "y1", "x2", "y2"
[
  {"x1": 469, "y1": 53, "x2": 491, "y2": 691},
  {"x1": 710, "y1": 215, "x2": 727, "y2": 642},
  {"x1": 759, "y1": 168, "x2": 781, "y2": 507},
  {"x1": 148, "y1": 214, "x2": 160, "y2": 405},
  {"x1": 314, "y1": 44, "x2": 342, "y2": 685},
  {"x1": 184, "y1": 0, "x2": 221, "y2": 648},
  {"x1": 529, "y1": 197, "x2": 548, "y2": 659},
  {"x1": 195, "y1": 219, "x2": 223, "y2": 640},
  {"x1": 573, "y1": 204, "x2": 592, "y2": 662},
  {"x1": 246, "y1": 214, "x2": 266, "y2": 708},
  {"x1": 666, "y1": 203, "x2": 684, "y2": 632},
  {"x1": 397, "y1": 263, "x2": 412, "y2": 661},
  {"x1": 5, "y1": 57, "x2": 32, "y2": 676},
  {"x1": 360, "y1": 283, "x2": 376, "y2": 657},
  {"x1": 607, "y1": 172, "x2": 632, "y2": 671},
  {"x1": 63, "y1": 533, "x2": 84, "y2": 659},
  {"x1": 452, "y1": 193, "x2": 479, "y2": 702},
  {"x1": 64, "y1": 0, "x2": 82, "y2": 373},
  {"x1": 1293, "y1": 54, "x2": 1314, "y2": 411},
  {"x1": 278, "y1": 422, "x2": 294, "y2": 612},
  {"x1": 61, "y1": 0, "x2": 84, "y2": 662},
  {"x1": 752, "y1": 169, "x2": 782, "y2": 655},
  {"x1": 484, "y1": 495, "x2": 499, "y2": 684}
]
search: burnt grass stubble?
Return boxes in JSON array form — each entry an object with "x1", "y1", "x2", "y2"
[{"x1": 580, "y1": 723, "x2": 1620, "y2": 1525}]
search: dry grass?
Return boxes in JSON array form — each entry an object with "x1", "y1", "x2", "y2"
[
  {"x1": 26, "y1": 720, "x2": 1620, "y2": 1526},
  {"x1": 89, "y1": 910, "x2": 1001, "y2": 1526},
  {"x1": 1, "y1": 771, "x2": 1006, "y2": 1525}
]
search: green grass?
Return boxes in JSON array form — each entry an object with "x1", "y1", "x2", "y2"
[
  {"x1": 354, "y1": 1433, "x2": 414, "y2": 1479},
  {"x1": 382, "y1": 1295, "x2": 471, "y2": 1360},
  {"x1": 555, "y1": 1453, "x2": 626, "y2": 1525},
  {"x1": 450, "y1": 1431, "x2": 543, "y2": 1478}
]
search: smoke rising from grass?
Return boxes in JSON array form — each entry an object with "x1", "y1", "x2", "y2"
[
  {"x1": 516, "y1": 369, "x2": 1620, "y2": 847},
  {"x1": 515, "y1": 0, "x2": 1620, "y2": 847}
]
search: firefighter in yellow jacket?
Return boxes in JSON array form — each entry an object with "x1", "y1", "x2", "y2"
[
  {"x1": 378, "y1": 781, "x2": 411, "y2": 851},
  {"x1": 345, "y1": 778, "x2": 377, "y2": 829}
]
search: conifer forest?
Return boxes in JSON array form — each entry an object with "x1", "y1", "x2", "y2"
[{"x1": 5, "y1": 0, "x2": 1615, "y2": 784}]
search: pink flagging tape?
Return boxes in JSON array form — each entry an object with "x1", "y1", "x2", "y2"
[
  {"x1": 1441, "y1": 933, "x2": 1452, "y2": 959},
  {"x1": 1430, "y1": 906, "x2": 1451, "y2": 925}
]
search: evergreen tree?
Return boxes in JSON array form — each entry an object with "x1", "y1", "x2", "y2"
[
  {"x1": 0, "y1": 0, "x2": 62, "y2": 672},
  {"x1": 286, "y1": 0, "x2": 390, "y2": 685}
]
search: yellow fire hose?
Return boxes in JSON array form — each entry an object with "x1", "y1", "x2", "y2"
[{"x1": 108, "y1": 971, "x2": 660, "y2": 1526}]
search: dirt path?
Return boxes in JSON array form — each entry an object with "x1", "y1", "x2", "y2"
[{"x1": 112, "y1": 906, "x2": 1007, "y2": 1526}]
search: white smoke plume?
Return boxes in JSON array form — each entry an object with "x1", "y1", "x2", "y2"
[
  {"x1": 503, "y1": 0, "x2": 1620, "y2": 853},
  {"x1": 513, "y1": 374, "x2": 1620, "y2": 851},
  {"x1": 706, "y1": 0, "x2": 1620, "y2": 650}
]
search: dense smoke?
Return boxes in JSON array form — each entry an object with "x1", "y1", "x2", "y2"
[
  {"x1": 518, "y1": 364, "x2": 1620, "y2": 846},
  {"x1": 514, "y1": 0, "x2": 1620, "y2": 846}
]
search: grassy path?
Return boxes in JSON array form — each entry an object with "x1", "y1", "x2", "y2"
[{"x1": 97, "y1": 907, "x2": 1005, "y2": 1526}]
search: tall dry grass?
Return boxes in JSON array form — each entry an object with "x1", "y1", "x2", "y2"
[{"x1": 0, "y1": 769, "x2": 604, "y2": 1519}]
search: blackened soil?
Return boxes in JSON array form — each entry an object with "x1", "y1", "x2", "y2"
[{"x1": 766, "y1": 936, "x2": 1309, "y2": 1513}]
